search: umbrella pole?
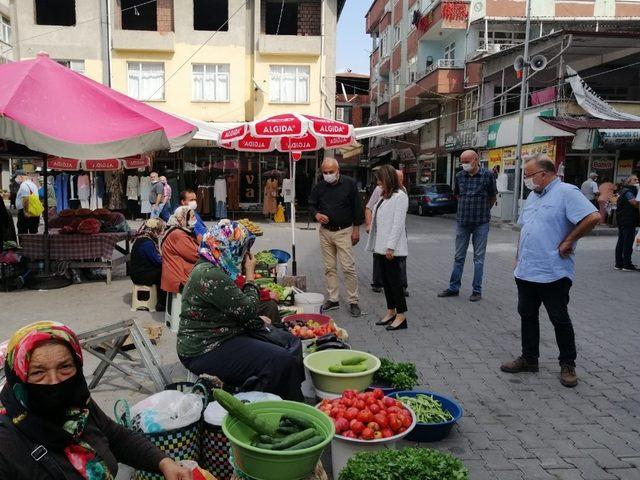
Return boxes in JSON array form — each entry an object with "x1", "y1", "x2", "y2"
[
  {"x1": 290, "y1": 152, "x2": 297, "y2": 276},
  {"x1": 42, "y1": 153, "x2": 50, "y2": 274}
]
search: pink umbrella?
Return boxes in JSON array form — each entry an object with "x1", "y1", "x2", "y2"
[{"x1": 0, "y1": 53, "x2": 196, "y2": 159}]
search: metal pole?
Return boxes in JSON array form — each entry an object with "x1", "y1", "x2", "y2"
[
  {"x1": 289, "y1": 152, "x2": 297, "y2": 275},
  {"x1": 512, "y1": 0, "x2": 533, "y2": 221},
  {"x1": 42, "y1": 153, "x2": 50, "y2": 274}
]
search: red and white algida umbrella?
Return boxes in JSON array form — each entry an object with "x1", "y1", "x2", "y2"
[{"x1": 219, "y1": 113, "x2": 356, "y2": 152}]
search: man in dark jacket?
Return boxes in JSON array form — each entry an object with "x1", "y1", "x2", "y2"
[{"x1": 614, "y1": 174, "x2": 639, "y2": 272}]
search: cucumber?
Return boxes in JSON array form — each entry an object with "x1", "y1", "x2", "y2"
[
  {"x1": 271, "y1": 428, "x2": 317, "y2": 450},
  {"x1": 328, "y1": 364, "x2": 369, "y2": 373},
  {"x1": 253, "y1": 442, "x2": 275, "y2": 450},
  {"x1": 283, "y1": 434, "x2": 325, "y2": 451},
  {"x1": 257, "y1": 435, "x2": 276, "y2": 444},
  {"x1": 277, "y1": 426, "x2": 300, "y2": 435},
  {"x1": 281, "y1": 413, "x2": 315, "y2": 430},
  {"x1": 213, "y1": 389, "x2": 276, "y2": 436},
  {"x1": 340, "y1": 355, "x2": 368, "y2": 366}
]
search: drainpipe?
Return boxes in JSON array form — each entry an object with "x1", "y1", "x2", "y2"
[
  {"x1": 101, "y1": 0, "x2": 112, "y2": 86},
  {"x1": 9, "y1": 0, "x2": 19, "y2": 59},
  {"x1": 319, "y1": 0, "x2": 332, "y2": 119}
]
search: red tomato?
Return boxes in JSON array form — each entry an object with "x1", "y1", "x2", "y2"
[
  {"x1": 342, "y1": 398, "x2": 353, "y2": 407},
  {"x1": 342, "y1": 430, "x2": 356, "y2": 438},
  {"x1": 398, "y1": 426, "x2": 407, "y2": 433},
  {"x1": 388, "y1": 414, "x2": 402, "y2": 432},
  {"x1": 373, "y1": 431, "x2": 383, "y2": 439},
  {"x1": 373, "y1": 413, "x2": 388, "y2": 428},
  {"x1": 367, "y1": 421, "x2": 380, "y2": 432},
  {"x1": 361, "y1": 427, "x2": 375, "y2": 440},
  {"x1": 343, "y1": 390, "x2": 357, "y2": 400},
  {"x1": 372, "y1": 388, "x2": 384, "y2": 399},
  {"x1": 381, "y1": 428, "x2": 394, "y2": 438},
  {"x1": 357, "y1": 393, "x2": 367, "y2": 401},
  {"x1": 356, "y1": 409, "x2": 373, "y2": 424},
  {"x1": 344, "y1": 407, "x2": 359, "y2": 421},
  {"x1": 401, "y1": 414, "x2": 412, "y2": 428},
  {"x1": 349, "y1": 419, "x2": 365, "y2": 434},
  {"x1": 383, "y1": 397, "x2": 396, "y2": 407},
  {"x1": 365, "y1": 396, "x2": 377, "y2": 406},
  {"x1": 320, "y1": 399, "x2": 331, "y2": 407},
  {"x1": 386, "y1": 406, "x2": 402, "y2": 415},
  {"x1": 334, "y1": 417, "x2": 350, "y2": 434},
  {"x1": 369, "y1": 403, "x2": 381, "y2": 415},
  {"x1": 354, "y1": 400, "x2": 366, "y2": 410}
]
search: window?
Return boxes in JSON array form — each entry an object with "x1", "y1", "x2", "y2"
[
  {"x1": 56, "y1": 60, "x2": 85, "y2": 75},
  {"x1": 192, "y1": 64, "x2": 229, "y2": 102},
  {"x1": 35, "y1": 0, "x2": 76, "y2": 26},
  {"x1": 478, "y1": 30, "x2": 526, "y2": 50},
  {"x1": 407, "y1": 55, "x2": 417, "y2": 83},
  {"x1": 380, "y1": 27, "x2": 390, "y2": 57},
  {"x1": 1, "y1": 16, "x2": 10, "y2": 45},
  {"x1": 194, "y1": 0, "x2": 228, "y2": 31},
  {"x1": 444, "y1": 42, "x2": 455, "y2": 60},
  {"x1": 269, "y1": 65, "x2": 309, "y2": 103},
  {"x1": 265, "y1": 1, "x2": 298, "y2": 35},
  {"x1": 392, "y1": 70, "x2": 401, "y2": 94},
  {"x1": 336, "y1": 106, "x2": 352, "y2": 123},
  {"x1": 458, "y1": 90, "x2": 477, "y2": 125},
  {"x1": 393, "y1": 24, "x2": 401, "y2": 45},
  {"x1": 122, "y1": 0, "x2": 157, "y2": 31},
  {"x1": 128, "y1": 62, "x2": 164, "y2": 101}
]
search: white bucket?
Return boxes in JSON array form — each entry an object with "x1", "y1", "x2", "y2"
[
  {"x1": 294, "y1": 291, "x2": 324, "y2": 314},
  {"x1": 276, "y1": 263, "x2": 288, "y2": 279},
  {"x1": 165, "y1": 292, "x2": 182, "y2": 333}
]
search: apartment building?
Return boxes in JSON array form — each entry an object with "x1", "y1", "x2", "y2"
[
  {"x1": 365, "y1": 0, "x2": 640, "y2": 188},
  {"x1": 0, "y1": 0, "x2": 12, "y2": 64}
]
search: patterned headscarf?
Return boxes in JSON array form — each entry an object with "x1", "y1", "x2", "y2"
[
  {"x1": 0, "y1": 322, "x2": 114, "y2": 480},
  {"x1": 200, "y1": 219, "x2": 255, "y2": 280},
  {"x1": 167, "y1": 205, "x2": 193, "y2": 230},
  {"x1": 135, "y1": 218, "x2": 165, "y2": 249}
]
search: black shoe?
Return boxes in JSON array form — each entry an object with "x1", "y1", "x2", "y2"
[
  {"x1": 469, "y1": 292, "x2": 482, "y2": 302},
  {"x1": 322, "y1": 300, "x2": 340, "y2": 311},
  {"x1": 386, "y1": 318, "x2": 407, "y2": 331},
  {"x1": 371, "y1": 286, "x2": 383, "y2": 293},
  {"x1": 622, "y1": 265, "x2": 638, "y2": 272},
  {"x1": 404, "y1": 288, "x2": 409, "y2": 297},
  {"x1": 376, "y1": 314, "x2": 396, "y2": 326},
  {"x1": 614, "y1": 265, "x2": 623, "y2": 270},
  {"x1": 437, "y1": 289, "x2": 459, "y2": 298},
  {"x1": 349, "y1": 303, "x2": 362, "y2": 317}
]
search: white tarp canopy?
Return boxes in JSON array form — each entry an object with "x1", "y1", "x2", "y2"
[{"x1": 179, "y1": 116, "x2": 435, "y2": 145}]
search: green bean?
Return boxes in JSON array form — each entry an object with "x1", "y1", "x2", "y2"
[{"x1": 397, "y1": 395, "x2": 453, "y2": 424}]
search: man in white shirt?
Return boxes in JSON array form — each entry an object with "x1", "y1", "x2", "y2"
[
  {"x1": 14, "y1": 170, "x2": 41, "y2": 234},
  {"x1": 580, "y1": 172, "x2": 599, "y2": 206}
]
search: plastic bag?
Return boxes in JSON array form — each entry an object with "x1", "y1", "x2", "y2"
[
  {"x1": 131, "y1": 390, "x2": 203, "y2": 433},
  {"x1": 203, "y1": 391, "x2": 281, "y2": 426}
]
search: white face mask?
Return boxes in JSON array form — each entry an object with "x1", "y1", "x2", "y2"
[
  {"x1": 461, "y1": 163, "x2": 473, "y2": 172},
  {"x1": 188, "y1": 200, "x2": 198, "y2": 211},
  {"x1": 323, "y1": 173, "x2": 338, "y2": 184},
  {"x1": 188, "y1": 219, "x2": 197, "y2": 228},
  {"x1": 524, "y1": 177, "x2": 539, "y2": 191}
]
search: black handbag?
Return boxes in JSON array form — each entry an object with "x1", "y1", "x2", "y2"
[{"x1": 246, "y1": 324, "x2": 294, "y2": 349}]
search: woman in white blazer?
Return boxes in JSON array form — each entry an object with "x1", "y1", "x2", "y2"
[{"x1": 365, "y1": 165, "x2": 409, "y2": 330}]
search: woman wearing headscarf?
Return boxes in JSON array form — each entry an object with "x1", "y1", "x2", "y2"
[
  {"x1": 178, "y1": 220, "x2": 304, "y2": 401},
  {"x1": 160, "y1": 206, "x2": 199, "y2": 294},
  {"x1": 130, "y1": 218, "x2": 166, "y2": 311},
  {"x1": 0, "y1": 322, "x2": 190, "y2": 479}
]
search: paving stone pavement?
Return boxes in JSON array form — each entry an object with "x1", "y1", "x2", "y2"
[{"x1": 1, "y1": 214, "x2": 639, "y2": 479}]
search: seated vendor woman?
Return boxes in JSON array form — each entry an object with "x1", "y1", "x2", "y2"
[
  {"x1": 130, "y1": 218, "x2": 166, "y2": 311},
  {"x1": 178, "y1": 220, "x2": 304, "y2": 401},
  {"x1": 0, "y1": 322, "x2": 190, "y2": 479},
  {"x1": 161, "y1": 206, "x2": 200, "y2": 294}
]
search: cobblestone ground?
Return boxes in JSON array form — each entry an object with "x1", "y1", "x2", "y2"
[{"x1": 1, "y1": 215, "x2": 639, "y2": 479}]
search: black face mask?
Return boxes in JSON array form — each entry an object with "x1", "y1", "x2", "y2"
[{"x1": 25, "y1": 373, "x2": 91, "y2": 420}]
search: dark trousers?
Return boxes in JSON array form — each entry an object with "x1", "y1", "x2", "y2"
[
  {"x1": 181, "y1": 333, "x2": 305, "y2": 401},
  {"x1": 615, "y1": 226, "x2": 637, "y2": 268},
  {"x1": 131, "y1": 268, "x2": 166, "y2": 309},
  {"x1": 516, "y1": 277, "x2": 576, "y2": 366},
  {"x1": 374, "y1": 253, "x2": 408, "y2": 314},
  {"x1": 17, "y1": 210, "x2": 39, "y2": 234},
  {"x1": 372, "y1": 255, "x2": 407, "y2": 288}
]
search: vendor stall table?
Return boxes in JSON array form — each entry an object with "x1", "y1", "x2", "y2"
[{"x1": 19, "y1": 230, "x2": 131, "y2": 284}]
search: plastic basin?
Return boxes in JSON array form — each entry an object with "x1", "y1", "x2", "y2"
[
  {"x1": 221, "y1": 400, "x2": 334, "y2": 480},
  {"x1": 389, "y1": 390, "x2": 463, "y2": 442},
  {"x1": 269, "y1": 249, "x2": 291, "y2": 264},
  {"x1": 303, "y1": 350, "x2": 380, "y2": 395},
  {"x1": 283, "y1": 313, "x2": 332, "y2": 326},
  {"x1": 366, "y1": 383, "x2": 396, "y2": 396}
]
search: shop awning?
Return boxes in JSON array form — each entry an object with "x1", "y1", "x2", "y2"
[
  {"x1": 540, "y1": 116, "x2": 640, "y2": 133},
  {"x1": 354, "y1": 119, "x2": 435, "y2": 140},
  {"x1": 339, "y1": 142, "x2": 363, "y2": 159}
]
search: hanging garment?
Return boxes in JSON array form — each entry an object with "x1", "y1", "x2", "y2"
[
  {"x1": 139, "y1": 176, "x2": 152, "y2": 214},
  {"x1": 214, "y1": 177, "x2": 227, "y2": 203},
  {"x1": 197, "y1": 186, "x2": 212, "y2": 215},
  {"x1": 226, "y1": 174, "x2": 239, "y2": 210},
  {"x1": 95, "y1": 174, "x2": 105, "y2": 199},
  {"x1": 263, "y1": 178, "x2": 278, "y2": 215},
  {"x1": 89, "y1": 174, "x2": 103, "y2": 210},
  {"x1": 126, "y1": 175, "x2": 140, "y2": 200},
  {"x1": 46, "y1": 177, "x2": 56, "y2": 208},
  {"x1": 69, "y1": 175, "x2": 78, "y2": 200},
  {"x1": 77, "y1": 174, "x2": 91, "y2": 201},
  {"x1": 168, "y1": 177, "x2": 180, "y2": 207},
  {"x1": 105, "y1": 171, "x2": 127, "y2": 210},
  {"x1": 216, "y1": 201, "x2": 227, "y2": 219},
  {"x1": 54, "y1": 173, "x2": 69, "y2": 212}
]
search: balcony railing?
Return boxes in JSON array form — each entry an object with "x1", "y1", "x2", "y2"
[{"x1": 416, "y1": 58, "x2": 463, "y2": 81}]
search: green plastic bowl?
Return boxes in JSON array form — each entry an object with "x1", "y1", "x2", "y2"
[
  {"x1": 303, "y1": 350, "x2": 381, "y2": 394},
  {"x1": 221, "y1": 400, "x2": 335, "y2": 480}
]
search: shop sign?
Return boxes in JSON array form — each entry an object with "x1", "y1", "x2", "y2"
[
  {"x1": 617, "y1": 159, "x2": 634, "y2": 180},
  {"x1": 444, "y1": 130, "x2": 474, "y2": 152},
  {"x1": 484, "y1": 107, "x2": 556, "y2": 148},
  {"x1": 85, "y1": 159, "x2": 120, "y2": 171},
  {"x1": 591, "y1": 159, "x2": 614, "y2": 170},
  {"x1": 599, "y1": 129, "x2": 640, "y2": 149},
  {"x1": 48, "y1": 157, "x2": 80, "y2": 171},
  {"x1": 495, "y1": 141, "x2": 555, "y2": 168},
  {"x1": 488, "y1": 149, "x2": 502, "y2": 169},
  {"x1": 240, "y1": 158, "x2": 258, "y2": 202},
  {"x1": 397, "y1": 148, "x2": 416, "y2": 162}
]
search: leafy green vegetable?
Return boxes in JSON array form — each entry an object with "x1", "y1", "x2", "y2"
[
  {"x1": 255, "y1": 251, "x2": 278, "y2": 266},
  {"x1": 374, "y1": 358, "x2": 419, "y2": 391},
  {"x1": 339, "y1": 447, "x2": 468, "y2": 480},
  {"x1": 260, "y1": 282, "x2": 293, "y2": 302},
  {"x1": 397, "y1": 394, "x2": 453, "y2": 424}
]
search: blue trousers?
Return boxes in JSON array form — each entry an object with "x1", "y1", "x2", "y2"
[
  {"x1": 216, "y1": 201, "x2": 227, "y2": 219},
  {"x1": 448, "y1": 222, "x2": 490, "y2": 295}
]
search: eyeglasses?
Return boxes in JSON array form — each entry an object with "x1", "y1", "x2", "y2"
[{"x1": 523, "y1": 170, "x2": 545, "y2": 180}]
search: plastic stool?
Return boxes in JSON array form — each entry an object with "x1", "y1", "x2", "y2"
[
  {"x1": 131, "y1": 284, "x2": 158, "y2": 312},
  {"x1": 164, "y1": 291, "x2": 182, "y2": 333}
]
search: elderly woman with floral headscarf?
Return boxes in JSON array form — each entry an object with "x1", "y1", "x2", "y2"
[
  {"x1": 160, "y1": 206, "x2": 200, "y2": 294},
  {"x1": 0, "y1": 322, "x2": 190, "y2": 479},
  {"x1": 178, "y1": 220, "x2": 304, "y2": 401},
  {"x1": 130, "y1": 218, "x2": 166, "y2": 311}
]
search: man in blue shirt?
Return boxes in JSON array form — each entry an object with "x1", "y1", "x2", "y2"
[
  {"x1": 438, "y1": 150, "x2": 497, "y2": 301},
  {"x1": 177, "y1": 190, "x2": 207, "y2": 242},
  {"x1": 501, "y1": 154, "x2": 600, "y2": 388}
]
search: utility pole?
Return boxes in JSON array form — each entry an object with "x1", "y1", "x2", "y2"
[{"x1": 512, "y1": 0, "x2": 533, "y2": 221}]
